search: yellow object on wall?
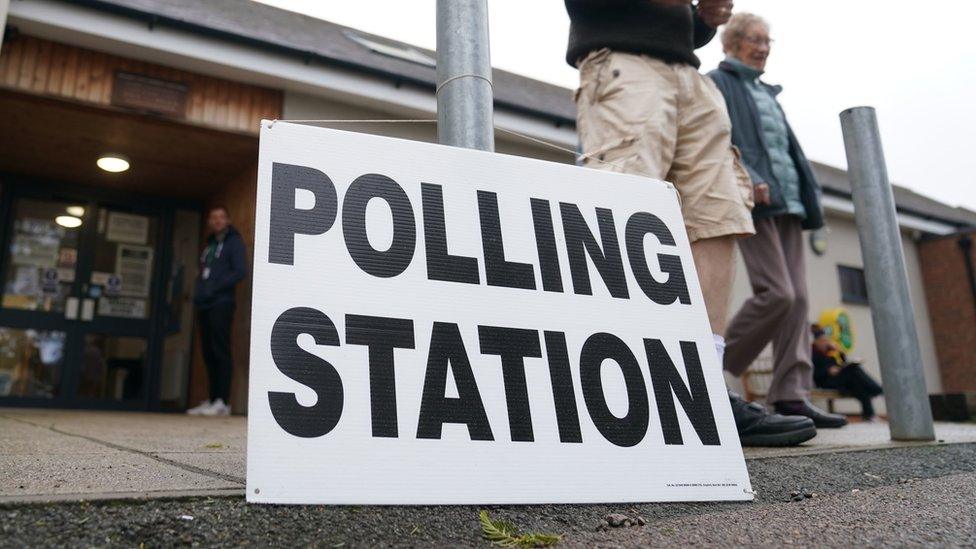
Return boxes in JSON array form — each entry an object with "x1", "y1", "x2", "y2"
[{"x1": 819, "y1": 308, "x2": 855, "y2": 353}]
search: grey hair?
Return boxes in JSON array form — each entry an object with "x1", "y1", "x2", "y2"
[{"x1": 721, "y1": 13, "x2": 770, "y2": 53}]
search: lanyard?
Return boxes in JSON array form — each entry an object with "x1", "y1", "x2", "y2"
[{"x1": 202, "y1": 238, "x2": 225, "y2": 280}]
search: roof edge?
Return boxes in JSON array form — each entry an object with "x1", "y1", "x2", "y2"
[{"x1": 821, "y1": 186, "x2": 975, "y2": 230}]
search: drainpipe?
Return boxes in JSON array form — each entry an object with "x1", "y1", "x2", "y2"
[{"x1": 957, "y1": 233, "x2": 976, "y2": 319}]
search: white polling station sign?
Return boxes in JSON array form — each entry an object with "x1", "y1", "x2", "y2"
[{"x1": 246, "y1": 121, "x2": 753, "y2": 505}]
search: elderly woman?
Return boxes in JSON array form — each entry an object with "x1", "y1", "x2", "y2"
[{"x1": 709, "y1": 14, "x2": 847, "y2": 429}]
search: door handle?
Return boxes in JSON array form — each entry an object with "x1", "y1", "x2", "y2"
[
  {"x1": 65, "y1": 297, "x2": 79, "y2": 320},
  {"x1": 81, "y1": 298, "x2": 95, "y2": 321}
]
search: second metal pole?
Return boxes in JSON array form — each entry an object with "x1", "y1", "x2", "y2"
[
  {"x1": 436, "y1": 0, "x2": 494, "y2": 151},
  {"x1": 840, "y1": 106, "x2": 935, "y2": 441}
]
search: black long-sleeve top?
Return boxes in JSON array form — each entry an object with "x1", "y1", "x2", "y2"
[{"x1": 565, "y1": 0, "x2": 715, "y2": 68}]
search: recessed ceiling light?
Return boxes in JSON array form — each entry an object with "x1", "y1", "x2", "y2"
[
  {"x1": 97, "y1": 154, "x2": 130, "y2": 173},
  {"x1": 66, "y1": 206, "x2": 85, "y2": 217},
  {"x1": 55, "y1": 215, "x2": 83, "y2": 228}
]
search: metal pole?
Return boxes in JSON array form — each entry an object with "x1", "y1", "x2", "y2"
[
  {"x1": 436, "y1": 0, "x2": 494, "y2": 151},
  {"x1": 840, "y1": 106, "x2": 935, "y2": 441}
]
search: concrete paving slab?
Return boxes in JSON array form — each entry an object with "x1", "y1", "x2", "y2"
[
  {"x1": 0, "y1": 410, "x2": 244, "y2": 503},
  {"x1": 154, "y1": 452, "x2": 246, "y2": 483},
  {"x1": 0, "y1": 452, "x2": 240, "y2": 499},
  {"x1": 1, "y1": 410, "x2": 245, "y2": 454},
  {"x1": 0, "y1": 417, "x2": 114, "y2": 456},
  {"x1": 2, "y1": 407, "x2": 975, "y2": 504},
  {"x1": 93, "y1": 432, "x2": 246, "y2": 455},
  {"x1": 743, "y1": 421, "x2": 976, "y2": 459}
]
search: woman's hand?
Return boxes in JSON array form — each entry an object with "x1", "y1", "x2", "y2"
[
  {"x1": 754, "y1": 182, "x2": 772, "y2": 205},
  {"x1": 828, "y1": 365, "x2": 842, "y2": 376}
]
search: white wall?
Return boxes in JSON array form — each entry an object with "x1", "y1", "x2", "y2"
[
  {"x1": 283, "y1": 91, "x2": 573, "y2": 164},
  {"x1": 726, "y1": 212, "x2": 943, "y2": 416}
]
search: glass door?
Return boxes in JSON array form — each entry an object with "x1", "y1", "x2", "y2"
[
  {"x1": 72, "y1": 204, "x2": 160, "y2": 405},
  {"x1": 0, "y1": 187, "x2": 163, "y2": 408},
  {"x1": 0, "y1": 197, "x2": 84, "y2": 400}
]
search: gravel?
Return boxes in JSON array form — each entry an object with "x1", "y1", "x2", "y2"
[{"x1": 2, "y1": 443, "x2": 975, "y2": 548}]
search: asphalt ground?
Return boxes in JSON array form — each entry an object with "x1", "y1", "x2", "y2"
[{"x1": 2, "y1": 442, "x2": 974, "y2": 547}]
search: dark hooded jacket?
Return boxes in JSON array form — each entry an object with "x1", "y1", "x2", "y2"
[
  {"x1": 708, "y1": 61, "x2": 824, "y2": 230},
  {"x1": 194, "y1": 225, "x2": 247, "y2": 309}
]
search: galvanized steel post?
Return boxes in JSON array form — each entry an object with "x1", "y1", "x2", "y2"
[
  {"x1": 840, "y1": 106, "x2": 935, "y2": 441},
  {"x1": 436, "y1": 0, "x2": 495, "y2": 151}
]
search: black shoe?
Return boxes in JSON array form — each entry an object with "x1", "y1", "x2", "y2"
[
  {"x1": 774, "y1": 399, "x2": 849, "y2": 429},
  {"x1": 729, "y1": 391, "x2": 817, "y2": 447}
]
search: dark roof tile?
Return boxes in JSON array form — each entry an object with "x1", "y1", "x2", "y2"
[{"x1": 813, "y1": 163, "x2": 976, "y2": 228}]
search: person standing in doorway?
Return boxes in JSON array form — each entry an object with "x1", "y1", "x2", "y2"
[
  {"x1": 566, "y1": 0, "x2": 818, "y2": 446},
  {"x1": 188, "y1": 205, "x2": 247, "y2": 416},
  {"x1": 709, "y1": 14, "x2": 846, "y2": 428}
]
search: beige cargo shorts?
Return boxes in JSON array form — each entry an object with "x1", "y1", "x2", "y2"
[{"x1": 575, "y1": 48, "x2": 755, "y2": 242}]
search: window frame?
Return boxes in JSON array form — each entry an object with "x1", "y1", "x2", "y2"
[{"x1": 837, "y1": 264, "x2": 869, "y2": 305}]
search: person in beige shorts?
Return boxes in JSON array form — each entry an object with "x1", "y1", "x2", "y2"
[
  {"x1": 576, "y1": 49, "x2": 755, "y2": 244},
  {"x1": 565, "y1": 0, "x2": 818, "y2": 446}
]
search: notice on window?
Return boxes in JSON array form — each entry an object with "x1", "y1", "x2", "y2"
[
  {"x1": 58, "y1": 248, "x2": 78, "y2": 269},
  {"x1": 19, "y1": 218, "x2": 61, "y2": 237},
  {"x1": 11, "y1": 235, "x2": 59, "y2": 267},
  {"x1": 57, "y1": 268, "x2": 75, "y2": 283},
  {"x1": 116, "y1": 245, "x2": 153, "y2": 297},
  {"x1": 106, "y1": 212, "x2": 149, "y2": 244},
  {"x1": 41, "y1": 268, "x2": 59, "y2": 294},
  {"x1": 91, "y1": 271, "x2": 113, "y2": 286},
  {"x1": 98, "y1": 297, "x2": 146, "y2": 319},
  {"x1": 10, "y1": 266, "x2": 40, "y2": 296},
  {"x1": 105, "y1": 274, "x2": 123, "y2": 297}
]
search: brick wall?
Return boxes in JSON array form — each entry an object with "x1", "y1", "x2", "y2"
[{"x1": 918, "y1": 231, "x2": 976, "y2": 392}]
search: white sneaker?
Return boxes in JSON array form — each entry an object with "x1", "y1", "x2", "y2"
[
  {"x1": 201, "y1": 398, "x2": 231, "y2": 416},
  {"x1": 187, "y1": 400, "x2": 213, "y2": 415}
]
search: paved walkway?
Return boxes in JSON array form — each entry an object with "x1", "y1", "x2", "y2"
[
  {"x1": 2, "y1": 408, "x2": 975, "y2": 503},
  {"x1": 0, "y1": 409, "x2": 243, "y2": 503}
]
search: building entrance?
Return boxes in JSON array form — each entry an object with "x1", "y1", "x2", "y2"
[{"x1": 0, "y1": 180, "x2": 199, "y2": 410}]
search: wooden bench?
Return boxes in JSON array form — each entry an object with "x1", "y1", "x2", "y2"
[{"x1": 741, "y1": 359, "x2": 844, "y2": 413}]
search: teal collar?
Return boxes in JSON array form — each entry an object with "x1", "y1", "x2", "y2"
[{"x1": 724, "y1": 56, "x2": 764, "y2": 81}]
